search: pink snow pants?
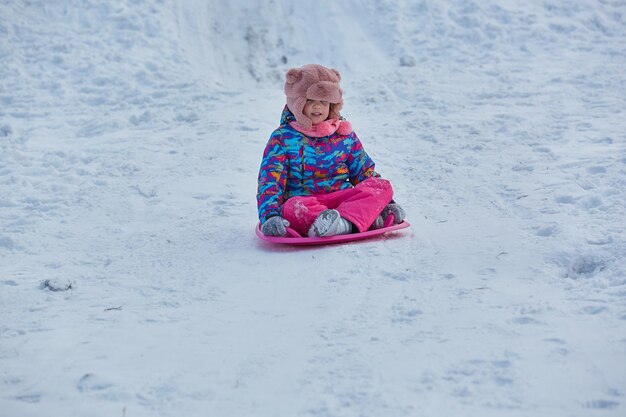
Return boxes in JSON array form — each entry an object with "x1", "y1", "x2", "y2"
[{"x1": 282, "y1": 177, "x2": 394, "y2": 236}]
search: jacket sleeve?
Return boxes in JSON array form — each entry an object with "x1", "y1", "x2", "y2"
[
  {"x1": 346, "y1": 131, "x2": 380, "y2": 185},
  {"x1": 257, "y1": 131, "x2": 288, "y2": 223}
]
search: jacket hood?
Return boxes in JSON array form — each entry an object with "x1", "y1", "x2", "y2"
[{"x1": 279, "y1": 105, "x2": 296, "y2": 126}]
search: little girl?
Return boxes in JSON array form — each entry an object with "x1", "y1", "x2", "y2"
[{"x1": 257, "y1": 64, "x2": 405, "y2": 237}]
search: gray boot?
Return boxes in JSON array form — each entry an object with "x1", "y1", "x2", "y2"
[{"x1": 308, "y1": 209, "x2": 353, "y2": 237}]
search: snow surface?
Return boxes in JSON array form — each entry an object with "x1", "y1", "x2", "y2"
[{"x1": 1, "y1": 0, "x2": 625, "y2": 416}]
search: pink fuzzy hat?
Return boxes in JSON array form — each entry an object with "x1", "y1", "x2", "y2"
[{"x1": 284, "y1": 64, "x2": 343, "y2": 129}]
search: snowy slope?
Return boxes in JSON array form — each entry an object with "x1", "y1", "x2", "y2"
[{"x1": 1, "y1": 1, "x2": 625, "y2": 416}]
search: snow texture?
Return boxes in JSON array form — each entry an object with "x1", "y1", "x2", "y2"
[{"x1": 1, "y1": 1, "x2": 625, "y2": 416}]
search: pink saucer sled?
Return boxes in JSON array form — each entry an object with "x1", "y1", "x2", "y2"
[{"x1": 255, "y1": 215, "x2": 410, "y2": 246}]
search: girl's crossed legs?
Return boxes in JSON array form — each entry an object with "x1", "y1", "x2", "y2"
[{"x1": 281, "y1": 177, "x2": 394, "y2": 236}]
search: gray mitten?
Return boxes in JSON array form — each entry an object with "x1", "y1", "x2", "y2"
[
  {"x1": 381, "y1": 203, "x2": 406, "y2": 224},
  {"x1": 261, "y1": 216, "x2": 290, "y2": 237}
]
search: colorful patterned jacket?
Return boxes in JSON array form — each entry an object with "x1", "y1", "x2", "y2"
[{"x1": 257, "y1": 107, "x2": 379, "y2": 223}]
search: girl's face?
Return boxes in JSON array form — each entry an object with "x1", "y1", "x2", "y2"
[{"x1": 303, "y1": 99, "x2": 330, "y2": 125}]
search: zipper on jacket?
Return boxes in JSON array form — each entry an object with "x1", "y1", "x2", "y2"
[{"x1": 299, "y1": 141, "x2": 305, "y2": 188}]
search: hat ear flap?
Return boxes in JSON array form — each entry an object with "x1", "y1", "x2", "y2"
[
  {"x1": 289, "y1": 96, "x2": 312, "y2": 129},
  {"x1": 330, "y1": 68, "x2": 341, "y2": 81},
  {"x1": 285, "y1": 68, "x2": 302, "y2": 84}
]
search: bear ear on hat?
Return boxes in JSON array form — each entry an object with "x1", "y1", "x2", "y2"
[{"x1": 285, "y1": 68, "x2": 303, "y2": 84}]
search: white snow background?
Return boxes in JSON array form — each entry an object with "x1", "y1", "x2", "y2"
[{"x1": 1, "y1": 1, "x2": 625, "y2": 416}]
